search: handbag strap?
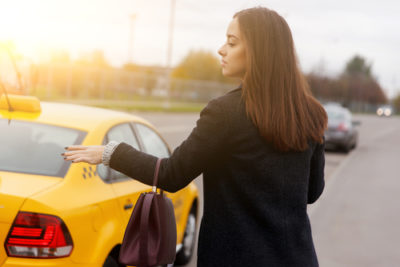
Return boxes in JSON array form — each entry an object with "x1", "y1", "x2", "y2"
[
  {"x1": 139, "y1": 193, "x2": 154, "y2": 265},
  {"x1": 152, "y1": 158, "x2": 163, "y2": 194}
]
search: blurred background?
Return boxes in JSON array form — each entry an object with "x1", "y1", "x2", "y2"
[
  {"x1": 1, "y1": 1, "x2": 399, "y2": 266},
  {"x1": 0, "y1": 0, "x2": 399, "y2": 112}
]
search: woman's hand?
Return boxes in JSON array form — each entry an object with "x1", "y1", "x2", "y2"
[{"x1": 62, "y1": 145, "x2": 105, "y2": 165}]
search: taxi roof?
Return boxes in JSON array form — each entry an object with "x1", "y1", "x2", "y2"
[{"x1": 0, "y1": 101, "x2": 150, "y2": 132}]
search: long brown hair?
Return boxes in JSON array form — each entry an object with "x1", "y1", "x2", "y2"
[{"x1": 234, "y1": 7, "x2": 327, "y2": 152}]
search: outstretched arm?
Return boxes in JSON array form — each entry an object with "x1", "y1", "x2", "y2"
[
  {"x1": 109, "y1": 99, "x2": 230, "y2": 192},
  {"x1": 64, "y1": 98, "x2": 230, "y2": 193}
]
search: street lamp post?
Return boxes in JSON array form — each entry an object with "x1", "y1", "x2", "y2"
[
  {"x1": 128, "y1": 14, "x2": 137, "y2": 64},
  {"x1": 165, "y1": 0, "x2": 176, "y2": 102}
]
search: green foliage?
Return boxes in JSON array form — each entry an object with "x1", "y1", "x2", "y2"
[
  {"x1": 50, "y1": 50, "x2": 71, "y2": 64},
  {"x1": 59, "y1": 98, "x2": 206, "y2": 113},
  {"x1": 123, "y1": 64, "x2": 159, "y2": 95},
  {"x1": 342, "y1": 55, "x2": 386, "y2": 105},
  {"x1": 74, "y1": 50, "x2": 110, "y2": 68},
  {"x1": 123, "y1": 63, "x2": 141, "y2": 72},
  {"x1": 308, "y1": 54, "x2": 387, "y2": 107},
  {"x1": 345, "y1": 55, "x2": 371, "y2": 77},
  {"x1": 172, "y1": 50, "x2": 228, "y2": 82},
  {"x1": 392, "y1": 93, "x2": 400, "y2": 114}
]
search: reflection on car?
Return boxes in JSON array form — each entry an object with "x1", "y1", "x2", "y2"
[
  {"x1": 323, "y1": 104, "x2": 360, "y2": 153},
  {"x1": 0, "y1": 94, "x2": 199, "y2": 267}
]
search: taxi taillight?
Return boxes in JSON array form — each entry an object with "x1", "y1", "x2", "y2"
[{"x1": 5, "y1": 212, "x2": 73, "y2": 258}]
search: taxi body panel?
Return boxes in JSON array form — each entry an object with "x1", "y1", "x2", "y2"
[{"x1": 0, "y1": 98, "x2": 199, "y2": 266}]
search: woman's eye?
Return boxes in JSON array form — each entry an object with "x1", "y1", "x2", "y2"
[{"x1": 228, "y1": 43, "x2": 235, "y2": 47}]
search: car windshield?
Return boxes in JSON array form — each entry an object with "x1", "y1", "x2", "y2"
[
  {"x1": 325, "y1": 107, "x2": 346, "y2": 121},
  {"x1": 0, "y1": 119, "x2": 86, "y2": 177}
]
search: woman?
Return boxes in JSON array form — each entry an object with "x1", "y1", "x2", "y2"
[{"x1": 64, "y1": 7, "x2": 327, "y2": 266}]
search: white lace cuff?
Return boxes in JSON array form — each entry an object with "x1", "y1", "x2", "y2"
[{"x1": 102, "y1": 141, "x2": 120, "y2": 166}]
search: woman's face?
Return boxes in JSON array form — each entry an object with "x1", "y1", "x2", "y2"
[{"x1": 218, "y1": 18, "x2": 247, "y2": 79}]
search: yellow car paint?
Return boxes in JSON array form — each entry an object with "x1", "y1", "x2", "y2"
[{"x1": 0, "y1": 97, "x2": 199, "y2": 267}]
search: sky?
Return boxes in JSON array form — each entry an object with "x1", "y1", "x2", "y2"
[{"x1": 0, "y1": 0, "x2": 399, "y2": 97}]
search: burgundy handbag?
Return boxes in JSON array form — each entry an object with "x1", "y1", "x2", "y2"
[{"x1": 119, "y1": 158, "x2": 177, "y2": 266}]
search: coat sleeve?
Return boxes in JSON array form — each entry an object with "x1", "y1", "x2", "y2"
[
  {"x1": 109, "y1": 98, "x2": 230, "y2": 193},
  {"x1": 307, "y1": 140, "x2": 325, "y2": 204}
]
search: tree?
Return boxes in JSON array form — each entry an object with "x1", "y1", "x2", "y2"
[
  {"x1": 341, "y1": 55, "x2": 387, "y2": 106},
  {"x1": 392, "y1": 93, "x2": 400, "y2": 114},
  {"x1": 50, "y1": 49, "x2": 71, "y2": 64},
  {"x1": 306, "y1": 55, "x2": 387, "y2": 109},
  {"x1": 172, "y1": 50, "x2": 230, "y2": 82},
  {"x1": 123, "y1": 63, "x2": 141, "y2": 72},
  {"x1": 306, "y1": 73, "x2": 346, "y2": 102},
  {"x1": 345, "y1": 55, "x2": 371, "y2": 77},
  {"x1": 75, "y1": 50, "x2": 110, "y2": 68},
  {"x1": 71, "y1": 50, "x2": 110, "y2": 97}
]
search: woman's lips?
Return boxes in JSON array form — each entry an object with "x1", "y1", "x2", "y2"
[{"x1": 221, "y1": 60, "x2": 227, "y2": 66}]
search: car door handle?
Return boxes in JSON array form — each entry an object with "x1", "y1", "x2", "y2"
[{"x1": 124, "y1": 203, "x2": 133, "y2": 210}]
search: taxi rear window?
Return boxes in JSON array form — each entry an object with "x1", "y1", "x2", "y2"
[{"x1": 0, "y1": 119, "x2": 86, "y2": 177}]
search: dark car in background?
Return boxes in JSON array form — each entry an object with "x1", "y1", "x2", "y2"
[{"x1": 324, "y1": 104, "x2": 359, "y2": 153}]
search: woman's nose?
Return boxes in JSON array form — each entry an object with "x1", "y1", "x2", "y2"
[{"x1": 218, "y1": 45, "x2": 226, "y2": 56}]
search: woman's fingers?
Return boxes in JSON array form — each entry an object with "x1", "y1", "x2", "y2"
[
  {"x1": 64, "y1": 153, "x2": 85, "y2": 161},
  {"x1": 63, "y1": 150, "x2": 87, "y2": 157},
  {"x1": 65, "y1": 145, "x2": 88, "y2": 151},
  {"x1": 63, "y1": 149, "x2": 85, "y2": 157},
  {"x1": 70, "y1": 157, "x2": 89, "y2": 164},
  {"x1": 64, "y1": 154, "x2": 93, "y2": 164},
  {"x1": 62, "y1": 145, "x2": 104, "y2": 165}
]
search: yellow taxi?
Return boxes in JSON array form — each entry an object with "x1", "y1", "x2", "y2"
[{"x1": 0, "y1": 94, "x2": 199, "y2": 267}]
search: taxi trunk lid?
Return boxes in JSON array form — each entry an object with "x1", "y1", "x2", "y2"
[
  {"x1": 0, "y1": 172, "x2": 62, "y2": 223},
  {"x1": 0, "y1": 172, "x2": 62, "y2": 264}
]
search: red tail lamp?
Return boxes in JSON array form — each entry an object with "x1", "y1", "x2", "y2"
[
  {"x1": 337, "y1": 122, "x2": 348, "y2": 132},
  {"x1": 5, "y1": 212, "x2": 73, "y2": 258}
]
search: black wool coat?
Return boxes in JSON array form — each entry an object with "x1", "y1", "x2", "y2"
[{"x1": 110, "y1": 86, "x2": 325, "y2": 267}]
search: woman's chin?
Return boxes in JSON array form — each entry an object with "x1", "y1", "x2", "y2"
[{"x1": 222, "y1": 69, "x2": 232, "y2": 78}]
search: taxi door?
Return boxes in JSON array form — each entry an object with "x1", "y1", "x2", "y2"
[
  {"x1": 96, "y1": 122, "x2": 151, "y2": 226},
  {"x1": 133, "y1": 123, "x2": 187, "y2": 227}
]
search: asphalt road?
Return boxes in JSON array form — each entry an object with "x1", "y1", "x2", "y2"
[
  {"x1": 309, "y1": 115, "x2": 400, "y2": 267},
  {"x1": 134, "y1": 112, "x2": 399, "y2": 267}
]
